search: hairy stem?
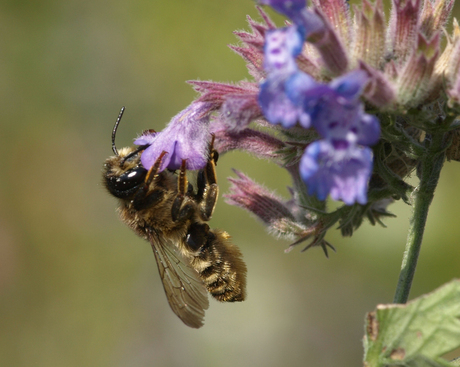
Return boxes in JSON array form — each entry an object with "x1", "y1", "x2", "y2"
[{"x1": 393, "y1": 133, "x2": 446, "y2": 304}]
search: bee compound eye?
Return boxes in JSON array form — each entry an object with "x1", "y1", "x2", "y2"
[{"x1": 108, "y1": 166, "x2": 147, "y2": 194}]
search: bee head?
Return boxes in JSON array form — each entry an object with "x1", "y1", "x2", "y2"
[{"x1": 103, "y1": 107, "x2": 148, "y2": 199}]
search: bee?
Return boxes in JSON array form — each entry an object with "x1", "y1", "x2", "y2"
[{"x1": 102, "y1": 108, "x2": 247, "y2": 328}]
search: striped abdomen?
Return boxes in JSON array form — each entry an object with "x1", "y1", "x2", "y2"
[{"x1": 190, "y1": 229, "x2": 247, "y2": 302}]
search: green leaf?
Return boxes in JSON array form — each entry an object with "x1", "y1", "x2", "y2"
[{"x1": 363, "y1": 280, "x2": 460, "y2": 367}]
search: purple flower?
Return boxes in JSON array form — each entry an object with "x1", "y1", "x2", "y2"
[
  {"x1": 310, "y1": 96, "x2": 380, "y2": 147},
  {"x1": 329, "y1": 70, "x2": 370, "y2": 100},
  {"x1": 285, "y1": 69, "x2": 380, "y2": 145},
  {"x1": 283, "y1": 70, "x2": 327, "y2": 127},
  {"x1": 286, "y1": 70, "x2": 377, "y2": 133},
  {"x1": 300, "y1": 140, "x2": 373, "y2": 205},
  {"x1": 258, "y1": 0, "x2": 306, "y2": 20},
  {"x1": 259, "y1": 73, "x2": 312, "y2": 128},
  {"x1": 258, "y1": 0, "x2": 324, "y2": 37},
  {"x1": 259, "y1": 26, "x2": 380, "y2": 205},
  {"x1": 263, "y1": 26, "x2": 303, "y2": 73},
  {"x1": 258, "y1": 26, "x2": 314, "y2": 127},
  {"x1": 134, "y1": 102, "x2": 212, "y2": 172},
  {"x1": 288, "y1": 71, "x2": 379, "y2": 205}
]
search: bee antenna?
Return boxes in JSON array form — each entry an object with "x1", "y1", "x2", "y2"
[{"x1": 112, "y1": 107, "x2": 125, "y2": 156}]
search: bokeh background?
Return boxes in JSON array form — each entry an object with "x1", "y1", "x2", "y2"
[{"x1": 1, "y1": 1, "x2": 460, "y2": 366}]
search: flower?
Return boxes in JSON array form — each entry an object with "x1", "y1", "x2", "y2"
[
  {"x1": 257, "y1": 10, "x2": 380, "y2": 205},
  {"x1": 290, "y1": 71, "x2": 379, "y2": 204},
  {"x1": 258, "y1": 0, "x2": 324, "y2": 37},
  {"x1": 188, "y1": 0, "x2": 460, "y2": 252},
  {"x1": 263, "y1": 26, "x2": 303, "y2": 73},
  {"x1": 302, "y1": 71, "x2": 380, "y2": 146},
  {"x1": 258, "y1": 26, "x2": 316, "y2": 127},
  {"x1": 300, "y1": 140, "x2": 373, "y2": 205},
  {"x1": 259, "y1": 72, "x2": 313, "y2": 128},
  {"x1": 258, "y1": 0, "x2": 306, "y2": 20},
  {"x1": 134, "y1": 102, "x2": 212, "y2": 172}
]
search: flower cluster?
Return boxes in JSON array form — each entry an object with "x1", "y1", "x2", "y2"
[
  {"x1": 133, "y1": 0, "x2": 460, "y2": 253},
  {"x1": 259, "y1": 12, "x2": 380, "y2": 204}
]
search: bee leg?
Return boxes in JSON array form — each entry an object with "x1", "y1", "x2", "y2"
[
  {"x1": 196, "y1": 137, "x2": 219, "y2": 221},
  {"x1": 171, "y1": 160, "x2": 196, "y2": 222},
  {"x1": 144, "y1": 151, "x2": 168, "y2": 185},
  {"x1": 132, "y1": 151, "x2": 167, "y2": 211}
]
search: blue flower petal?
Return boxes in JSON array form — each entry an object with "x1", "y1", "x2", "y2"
[
  {"x1": 259, "y1": 0, "x2": 324, "y2": 37},
  {"x1": 357, "y1": 113, "x2": 380, "y2": 146},
  {"x1": 264, "y1": 27, "x2": 304, "y2": 73},
  {"x1": 330, "y1": 70, "x2": 369, "y2": 100},
  {"x1": 300, "y1": 141, "x2": 373, "y2": 205},
  {"x1": 259, "y1": 76, "x2": 303, "y2": 128},
  {"x1": 259, "y1": 0, "x2": 306, "y2": 20}
]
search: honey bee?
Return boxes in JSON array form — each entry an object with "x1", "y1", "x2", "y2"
[{"x1": 102, "y1": 108, "x2": 247, "y2": 328}]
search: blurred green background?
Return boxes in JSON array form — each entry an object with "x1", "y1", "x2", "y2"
[{"x1": 1, "y1": 1, "x2": 460, "y2": 366}]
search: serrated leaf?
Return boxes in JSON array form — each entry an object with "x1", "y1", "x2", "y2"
[{"x1": 363, "y1": 280, "x2": 460, "y2": 367}]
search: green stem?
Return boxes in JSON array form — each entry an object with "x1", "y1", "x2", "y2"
[{"x1": 393, "y1": 133, "x2": 447, "y2": 304}]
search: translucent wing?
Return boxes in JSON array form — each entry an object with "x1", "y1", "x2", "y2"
[{"x1": 149, "y1": 232, "x2": 209, "y2": 328}]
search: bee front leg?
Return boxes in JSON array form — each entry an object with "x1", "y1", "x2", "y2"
[
  {"x1": 171, "y1": 160, "x2": 196, "y2": 222},
  {"x1": 196, "y1": 146, "x2": 219, "y2": 222},
  {"x1": 132, "y1": 151, "x2": 167, "y2": 211},
  {"x1": 144, "y1": 151, "x2": 168, "y2": 186}
]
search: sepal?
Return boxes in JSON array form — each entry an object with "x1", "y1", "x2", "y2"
[
  {"x1": 359, "y1": 61, "x2": 397, "y2": 108},
  {"x1": 307, "y1": 8, "x2": 349, "y2": 76},
  {"x1": 397, "y1": 32, "x2": 440, "y2": 107},
  {"x1": 420, "y1": 0, "x2": 455, "y2": 38},
  {"x1": 388, "y1": 0, "x2": 423, "y2": 64},
  {"x1": 210, "y1": 121, "x2": 285, "y2": 163},
  {"x1": 352, "y1": 0, "x2": 386, "y2": 68},
  {"x1": 311, "y1": 0, "x2": 352, "y2": 46},
  {"x1": 225, "y1": 170, "x2": 310, "y2": 239}
]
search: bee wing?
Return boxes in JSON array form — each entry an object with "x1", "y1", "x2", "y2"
[{"x1": 149, "y1": 233, "x2": 209, "y2": 328}]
